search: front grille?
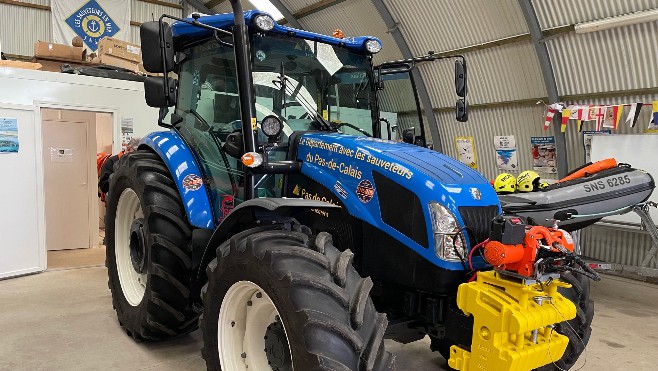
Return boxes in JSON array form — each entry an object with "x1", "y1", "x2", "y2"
[{"x1": 458, "y1": 205, "x2": 499, "y2": 245}]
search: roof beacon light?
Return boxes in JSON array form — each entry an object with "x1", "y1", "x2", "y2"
[
  {"x1": 241, "y1": 152, "x2": 263, "y2": 168},
  {"x1": 365, "y1": 39, "x2": 382, "y2": 54},
  {"x1": 333, "y1": 29, "x2": 345, "y2": 38},
  {"x1": 254, "y1": 14, "x2": 275, "y2": 31}
]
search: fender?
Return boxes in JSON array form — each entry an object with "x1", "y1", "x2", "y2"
[
  {"x1": 196, "y1": 198, "x2": 340, "y2": 279},
  {"x1": 140, "y1": 130, "x2": 215, "y2": 229}
]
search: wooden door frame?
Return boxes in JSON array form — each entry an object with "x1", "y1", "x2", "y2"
[{"x1": 35, "y1": 101, "x2": 120, "y2": 256}]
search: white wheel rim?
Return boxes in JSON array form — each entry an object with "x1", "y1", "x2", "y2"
[
  {"x1": 218, "y1": 281, "x2": 293, "y2": 371},
  {"x1": 115, "y1": 188, "x2": 147, "y2": 306}
]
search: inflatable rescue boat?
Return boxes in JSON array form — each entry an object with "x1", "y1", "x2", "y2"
[{"x1": 500, "y1": 161, "x2": 655, "y2": 231}]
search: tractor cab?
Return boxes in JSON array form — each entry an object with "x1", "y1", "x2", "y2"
[{"x1": 140, "y1": 10, "x2": 467, "y2": 221}]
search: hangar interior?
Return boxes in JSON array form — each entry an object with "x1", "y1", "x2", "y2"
[{"x1": 1, "y1": 1, "x2": 658, "y2": 370}]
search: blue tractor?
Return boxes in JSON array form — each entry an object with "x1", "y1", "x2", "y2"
[{"x1": 105, "y1": 1, "x2": 594, "y2": 370}]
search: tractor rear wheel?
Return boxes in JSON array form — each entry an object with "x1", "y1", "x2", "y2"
[
  {"x1": 200, "y1": 225, "x2": 395, "y2": 370},
  {"x1": 106, "y1": 149, "x2": 199, "y2": 340}
]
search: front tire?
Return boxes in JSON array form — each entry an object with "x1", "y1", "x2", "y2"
[
  {"x1": 201, "y1": 225, "x2": 395, "y2": 370},
  {"x1": 106, "y1": 150, "x2": 199, "y2": 340}
]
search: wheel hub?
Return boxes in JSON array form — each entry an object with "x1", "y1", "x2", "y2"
[
  {"x1": 264, "y1": 319, "x2": 292, "y2": 371},
  {"x1": 129, "y1": 218, "x2": 147, "y2": 274}
]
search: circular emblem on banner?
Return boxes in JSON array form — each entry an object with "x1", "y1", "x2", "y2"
[
  {"x1": 182, "y1": 174, "x2": 203, "y2": 191},
  {"x1": 356, "y1": 179, "x2": 375, "y2": 203},
  {"x1": 82, "y1": 14, "x2": 105, "y2": 38}
]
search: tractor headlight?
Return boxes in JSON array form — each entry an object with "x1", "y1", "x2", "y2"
[
  {"x1": 429, "y1": 201, "x2": 466, "y2": 261},
  {"x1": 254, "y1": 14, "x2": 275, "y2": 31},
  {"x1": 365, "y1": 39, "x2": 382, "y2": 54}
]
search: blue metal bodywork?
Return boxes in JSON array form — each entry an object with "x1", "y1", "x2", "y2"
[
  {"x1": 171, "y1": 11, "x2": 381, "y2": 54},
  {"x1": 141, "y1": 131, "x2": 215, "y2": 229},
  {"x1": 142, "y1": 130, "x2": 500, "y2": 270},
  {"x1": 295, "y1": 133, "x2": 501, "y2": 271}
]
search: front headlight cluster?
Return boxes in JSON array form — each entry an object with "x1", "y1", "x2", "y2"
[{"x1": 429, "y1": 201, "x2": 466, "y2": 262}]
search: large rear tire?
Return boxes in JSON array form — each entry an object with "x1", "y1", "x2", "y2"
[
  {"x1": 201, "y1": 225, "x2": 395, "y2": 370},
  {"x1": 106, "y1": 150, "x2": 199, "y2": 340}
]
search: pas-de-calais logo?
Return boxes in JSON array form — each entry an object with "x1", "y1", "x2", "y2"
[{"x1": 65, "y1": 0, "x2": 119, "y2": 51}]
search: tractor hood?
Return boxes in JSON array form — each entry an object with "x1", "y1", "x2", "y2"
[{"x1": 294, "y1": 133, "x2": 501, "y2": 270}]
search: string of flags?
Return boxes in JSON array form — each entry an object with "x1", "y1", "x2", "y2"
[{"x1": 543, "y1": 101, "x2": 658, "y2": 132}]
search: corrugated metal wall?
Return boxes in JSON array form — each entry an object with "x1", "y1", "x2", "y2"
[
  {"x1": 418, "y1": 41, "x2": 547, "y2": 108},
  {"x1": 581, "y1": 224, "x2": 657, "y2": 269},
  {"x1": 0, "y1": 1, "x2": 52, "y2": 56},
  {"x1": 435, "y1": 104, "x2": 559, "y2": 181}
]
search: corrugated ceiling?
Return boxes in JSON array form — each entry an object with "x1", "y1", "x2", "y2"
[
  {"x1": 420, "y1": 41, "x2": 547, "y2": 107},
  {"x1": 384, "y1": 0, "x2": 528, "y2": 54},
  {"x1": 298, "y1": 0, "x2": 403, "y2": 64},
  {"x1": 547, "y1": 22, "x2": 658, "y2": 96},
  {"x1": 533, "y1": 0, "x2": 658, "y2": 29}
]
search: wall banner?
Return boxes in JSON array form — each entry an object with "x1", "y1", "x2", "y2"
[{"x1": 52, "y1": 0, "x2": 131, "y2": 52}]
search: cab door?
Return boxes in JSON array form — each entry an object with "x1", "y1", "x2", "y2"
[{"x1": 375, "y1": 69, "x2": 428, "y2": 147}]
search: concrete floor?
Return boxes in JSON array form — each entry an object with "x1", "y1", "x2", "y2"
[{"x1": 1, "y1": 250, "x2": 658, "y2": 370}]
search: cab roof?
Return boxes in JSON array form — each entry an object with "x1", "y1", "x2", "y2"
[{"x1": 171, "y1": 10, "x2": 381, "y2": 53}]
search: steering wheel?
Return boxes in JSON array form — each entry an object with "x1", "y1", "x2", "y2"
[{"x1": 333, "y1": 122, "x2": 372, "y2": 137}]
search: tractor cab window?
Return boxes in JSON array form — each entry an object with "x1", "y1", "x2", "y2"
[
  {"x1": 176, "y1": 38, "x2": 244, "y2": 223},
  {"x1": 376, "y1": 70, "x2": 428, "y2": 145},
  {"x1": 251, "y1": 33, "x2": 377, "y2": 138}
]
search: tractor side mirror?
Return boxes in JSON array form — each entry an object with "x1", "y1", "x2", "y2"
[
  {"x1": 224, "y1": 132, "x2": 244, "y2": 159},
  {"x1": 144, "y1": 76, "x2": 177, "y2": 107},
  {"x1": 455, "y1": 59, "x2": 467, "y2": 97},
  {"x1": 456, "y1": 98, "x2": 469, "y2": 122},
  {"x1": 402, "y1": 127, "x2": 415, "y2": 144},
  {"x1": 140, "y1": 21, "x2": 174, "y2": 73}
]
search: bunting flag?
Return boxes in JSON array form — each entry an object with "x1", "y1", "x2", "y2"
[
  {"x1": 544, "y1": 108, "x2": 556, "y2": 130},
  {"x1": 577, "y1": 105, "x2": 589, "y2": 132},
  {"x1": 626, "y1": 103, "x2": 643, "y2": 127},
  {"x1": 611, "y1": 105, "x2": 623, "y2": 130},
  {"x1": 603, "y1": 107, "x2": 616, "y2": 128},
  {"x1": 595, "y1": 106, "x2": 606, "y2": 131},
  {"x1": 560, "y1": 108, "x2": 572, "y2": 132}
]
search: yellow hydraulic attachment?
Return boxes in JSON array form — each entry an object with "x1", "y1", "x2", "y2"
[{"x1": 449, "y1": 271, "x2": 577, "y2": 371}]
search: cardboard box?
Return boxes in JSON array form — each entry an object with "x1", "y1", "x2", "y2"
[
  {"x1": 34, "y1": 41, "x2": 84, "y2": 60},
  {"x1": 94, "y1": 54, "x2": 140, "y2": 71},
  {"x1": 0, "y1": 60, "x2": 42, "y2": 70},
  {"x1": 97, "y1": 37, "x2": 141, "y2": 63}
]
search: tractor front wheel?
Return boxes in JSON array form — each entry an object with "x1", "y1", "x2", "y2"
[{"x1": 201, "y1": 225, "x2": 395, "y2": 370}]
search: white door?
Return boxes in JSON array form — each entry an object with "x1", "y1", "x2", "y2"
[{"x1": 42, "y1": 117, "x2": 91, "y2": 250}]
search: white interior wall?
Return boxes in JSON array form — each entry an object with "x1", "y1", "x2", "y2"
[
  {"x1": 0, "y1": 103, "x2": 44, "y2": 279},
  {"x1": 0, "y1": 67, "x2": 159, "y2": 278}
]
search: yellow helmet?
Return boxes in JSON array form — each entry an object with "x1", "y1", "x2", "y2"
[
  {"x1": 517, "y1": 170, "x2": 541, "y2": 192},
  {"x1": 538, "y1": 182, "x2": 550, "y2": 190},
  {"x1": 493, "y1": 173, "x2": 517, "y2": 194}
]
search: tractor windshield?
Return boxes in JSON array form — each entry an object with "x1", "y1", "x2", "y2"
[{"x1": 251, "y1": 33, "x2": 376, "y2": 137}]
